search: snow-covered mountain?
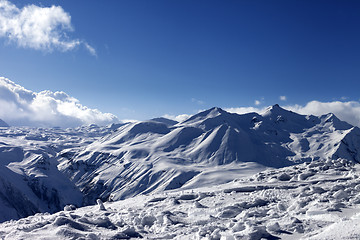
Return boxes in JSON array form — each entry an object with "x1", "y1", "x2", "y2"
[
  {"x1": 0, "y1": 125, "x2": 115, "y2": 222},
  {"x1": 56, "y1": 105, "x2": 360, "y2": 203},
  {"x1": 1, "y1": 105, "x2": 360, "y2": 227}
]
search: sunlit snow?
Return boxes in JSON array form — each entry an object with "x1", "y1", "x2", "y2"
[{"x1": 0, "y1": 105, "x2": 360, "y2": 239}]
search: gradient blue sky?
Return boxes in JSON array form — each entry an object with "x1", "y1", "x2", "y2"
[{"x1": 1, "y1": 0, "x2": 360, "y2": 120}]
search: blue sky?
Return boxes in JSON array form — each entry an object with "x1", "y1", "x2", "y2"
[{"x1": 1, "y1": 0, "x2": 360, "y2": 121}]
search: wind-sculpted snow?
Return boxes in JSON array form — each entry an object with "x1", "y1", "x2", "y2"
[{"x1": 1, "y1": 158, "x2": 360, "y2": 239}]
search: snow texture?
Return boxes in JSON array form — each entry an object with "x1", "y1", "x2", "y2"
[{"x1": 1, "y1": 159, "x2": 360, "y2": 239}]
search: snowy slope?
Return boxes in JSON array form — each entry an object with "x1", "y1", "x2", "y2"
[
  {"x1": 56, "y1": 105, "x2": 360, "y2": 203},
  {"x1": 1, "y1": 105, "x2": 360, "y2": 226},
  {"x1": 0, "y1": 125, "x2": 115, "y2": 222},
  {"x1": 1, "y1": 158, "x2": 360, "y2": 239}
]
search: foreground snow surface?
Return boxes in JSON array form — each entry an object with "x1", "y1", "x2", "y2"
[{"x1": 1, "y1": 158, "x2": 360, "y2": 240}]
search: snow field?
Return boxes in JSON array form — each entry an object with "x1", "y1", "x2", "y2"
[{"x1": 1, "y1": 158, "x2": 360, "y2": 239}]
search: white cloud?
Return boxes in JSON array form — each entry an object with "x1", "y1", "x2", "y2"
[
  {"x1": 84, "y1": 42, "x2": 97, "y2": 57},
  {"x1": 225, "y1": 106, "x2": 266, "y2": 115},
  {"x1": 0, "y1": 77, "x2": 118, "y2": 127},
  {"x1": 191, "y1": 98, "x2": 205, "y2": 105},
  {"x1": 120, "y1": 119, "x2": 139, "y2": 123},
  {"x1": 163, "y1": 114, "x2": 191, "y2": 123},
  {"x1": 280, "y1": 96, "x2": 287, "y2": 101},
  {"x1": 0, "y1": 0, "x2": 95, "y2": 54},
  {"x1": 254, "y1": 100, "x2": 261, "y2": 106},
  {"x1": 284, "y1": 101, "x2": 360, "y2": 127}
]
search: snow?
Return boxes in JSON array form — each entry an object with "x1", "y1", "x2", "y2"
[
  {"x1": 0, "y1": 158, "x2": 360, "y2": 239},
  {"x1": 0, "y1": 124, "x2": 115, "y2": 222},
  {"x1": 0, "y1": 105, "x2": 360, "y2": 239},
  {"x1": 54, "y1": 105, "x2": 360, "y2": 203}
]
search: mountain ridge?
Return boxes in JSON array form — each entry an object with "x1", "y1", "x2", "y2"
[{"x1": 57, "y1": 105, "x2": 360, "y2": 203}]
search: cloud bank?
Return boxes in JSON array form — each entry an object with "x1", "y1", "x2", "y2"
[
  {"x1": 0, "y1": 77, "x2": 118, "y2": 127},
  {"x1": 163, "y1": 114, "x2": 191, "y2": 123},
  {"x1": 286, "y1": 101, "x2": 360, "y2": 128},
  {"x1": 0, "y1": 0, "x2": 95, "y2": 55}
]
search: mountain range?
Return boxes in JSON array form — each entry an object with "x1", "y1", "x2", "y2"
[{"x1": 0, "y1": 105, "x2": 360, "y2": 223}]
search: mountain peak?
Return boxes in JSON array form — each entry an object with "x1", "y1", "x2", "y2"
[
  {"x1": 183, "y1": 107, "x2": 227, "y2": 124},
  {"x1": 320, "y1": 112, "x2": 353, "y2": 130},
  {"x1": 269, "y1": 104, "x2": 282, "y2": 110},
  {"x1": 261, "y1": 104, "x2": 289, "y2": 117},
  {"x1": 208, "y1": 106, "x2": 226, "y2": 115}
]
